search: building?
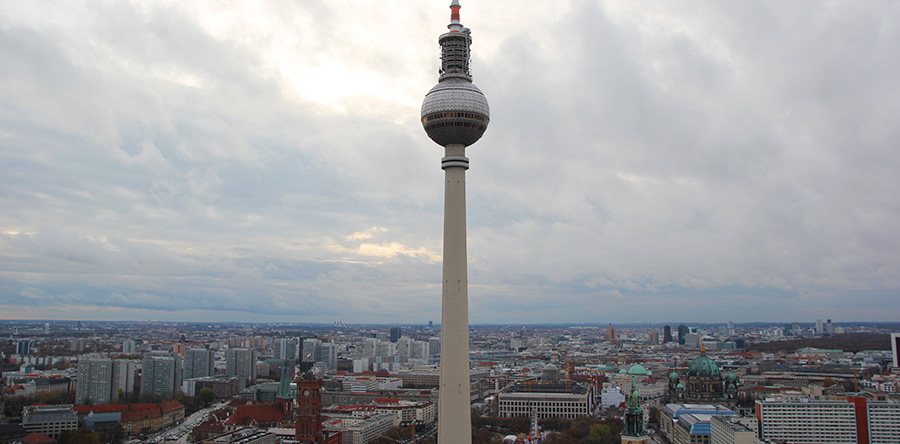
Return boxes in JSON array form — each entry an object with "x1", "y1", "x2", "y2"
[
  {"x1": 621, "y1": 378, "x2": 648, "y2": 444},
  {"x1": 324, "y1": 412, "x2": 396, "y2": 444},
  {"x1": 225, "y1": 348, "x2": 258, "y2": 383},
  {"x1": 185, "y1": 348, "x2": 216, "y2": 380},
  {"x1": 659, "y1": 404, "x2": 735, "y2": 444},
  {"x1": 389, "y1": 328, "x2": 402, "y2": 344},
  {"x1": 755, "y1": 399, "x2": 858, "y2": 443},
  {"x1": 867, "y1": 400, "x2": 900, "y2": 444},
  {"x1": 275, "y1": 338, "x2": 299, "y2": 361},
  {"x1": 22, "y1": 405, "x2": 78, "y2": 439},
  {"x1": 420, "y1": 2, "x2": 491, "y2": 443},
  {"x1": 709, "y1": 415, "x2": 753, "y2": 444},
  {"x1": 296, "y1": 374, "x2": 343, "y2": 444},
  {"x1": 498, "y1": 383, "x2": 592, "y2": 420},
  {"x1": 141, "y1": 353, "x2": 183, "y2": 399},
  {"x1": 16, "y1": 341, "x2": 31, "y2": 356},
  {"x1": 663, "y1": 325, "x2": 673, "y2": 344},
  {"x1": 891, "y1": 333, "x2": 900, "y2": 371},
  {"x1": 668, "y1": 350, "x2": 738, "y2": 403},
  {"x1": 76, "y1": 357, "x2": 138, "y2": 405}
]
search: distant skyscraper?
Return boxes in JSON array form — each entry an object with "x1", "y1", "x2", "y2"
[
  {"x1": 649, "y1": 332, "x2": 659, "y2": 345},
  {"x1": 825, "y1": 319, "x2": 835, "y2": 336},
  {"x1": 727, "y1": 321, "x2": 734, "y2": 335},
  {"x1": 677, "y1": 324, "x2": 689, "y2": 345},
  {"x1": 389, "y1": 327, "x2": 402, "y2": 343},
  {"x1": 663, "y1": 325, "x2": 673, "y2": 343},
  {"x1": 16, "y1": 340, "x2": 31, "y2": 355},
  {"x1": 421, "y1": 1, "x2": 490, "y2": 442},
  {"x1": 122, "y1": 339, "x2": 137, "y2": 354},
  {"x1": 607, "y1": 324, "x2": 617, "y2": 341},
  {"x1": 891, "y1": 333, "x2": 900, "y2": 370},
  {"x1": 225, "y1": 348, "x2": 258, "y2": 382},
  {"x1": 141, "y1": 353, "x2": 182, "y2": 399},
  {"x1": 184, "y1": 348, "x2": 215, "y2": 380},
  {"x1": 275, "y1": 338, "x2": 299, "y2": 361},
  {"x1": 76, "y1": 357, "x2": 137, "y2": 405},
  {"x1": 816, "y1": 319, "x2": 824, "y2": 334}
]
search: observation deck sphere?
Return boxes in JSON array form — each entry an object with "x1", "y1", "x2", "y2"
[{"x1": 421, "y1": 77, "x2": 490, "y2": 147}]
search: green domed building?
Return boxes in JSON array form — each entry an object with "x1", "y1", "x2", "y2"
[{"x1": 668, "y1": 349, "x2": 738, "y2": 402}]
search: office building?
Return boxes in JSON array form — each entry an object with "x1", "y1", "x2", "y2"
[
  {"x1": 498, "y1": 383, "x2": 592, "y2": 420},
  {"x1": 184, "y1": 348, "x2": 215, "y2": 380},
  {"x1": 141, "y1": 353, "x2": 183, "y2": 399},
  {"x1": 663, "y1": 325, "x2": 673, "y2": 343},
  {"x1": 389, "y1": 327, "x2": 402, "y2": 344},
  {"x1": 892, "y1": 333, "x2": 900, "y2": 371},
  {"x1": 275, "y1": 338, "x2": 298, "y2": 361},
  {"x1": 709, "y1": 415, "x2": 754, "y2": 444},
  {"x1": 420, "y1": 1, "x2": 490, "y2": 442},
  {"x1": 660, "y1": 404, "x2": 735, "y2": 443},
  {"x1": 225, "y1": 348, "x2": 258, "y2": 382}
]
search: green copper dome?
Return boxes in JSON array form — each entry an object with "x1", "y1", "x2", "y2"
[
  {"x1": 627, "y1": 364, "x2": 651, "y2": 375},
  {"x1": 686, "y1": 352, "x2": 721, "y2": 378},
  {"x1": 669, "y1": 371, "x2": 680, "y2": 380}
]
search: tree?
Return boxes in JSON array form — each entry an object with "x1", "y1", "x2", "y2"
[
  {"x1": 198, "y1": 388, "x2": 216, "y2": 407},
  {"x1": 58, "y1": 430, "x2": 102, "y2": 444}
]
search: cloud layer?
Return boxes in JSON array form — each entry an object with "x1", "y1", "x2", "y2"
[{"x1": 1, "y1": 0, "x2": 898, "y2": 323}]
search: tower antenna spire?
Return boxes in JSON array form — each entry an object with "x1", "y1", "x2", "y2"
[{"x1": 449, "y1": 0, "x2": 462, "y2": 31}]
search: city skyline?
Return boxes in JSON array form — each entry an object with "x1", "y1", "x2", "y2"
[{"x1": 1, "y1": 1, "x2": 899, "y2": 324}]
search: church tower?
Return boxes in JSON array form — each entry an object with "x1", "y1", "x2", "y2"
[{"x1": 621, "y1": 377, "x2": 649, "y2": 444}]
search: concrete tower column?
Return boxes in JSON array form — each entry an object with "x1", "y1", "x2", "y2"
[{"x1": 440, "y1": 143, "x2": 471, "y2": 444}]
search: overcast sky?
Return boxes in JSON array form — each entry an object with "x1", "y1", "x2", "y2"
[{"x1": 1, "y1": 1, "x2": 898, "y2": 325}]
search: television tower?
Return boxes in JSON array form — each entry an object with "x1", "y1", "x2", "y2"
[{"x1": 421, "y1": 1, "x2": 490, "y2": 443}]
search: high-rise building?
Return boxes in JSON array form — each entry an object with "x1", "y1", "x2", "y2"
[
  {"x1": 16, "y1": 340, "x2": 31, "y2": 355},
  {"x1": 677, "y1": 324, "x2": 689, "y2": 345},
  {"x1": 389, "y1": 327, "x2": 402, "y2": 344},
  {"x1": 122, "y1": 339, "x2": 137, "y2": 354},
  {"x1": 420, "y1": 2, "x2": 490, "y2": 442},
  {"x1": 816, "y1": 319, "x2": 824, "y2": 334},
  {"x1": 891, "y1": 333, "x2": 900, "y2": 370},
  {"x1": 184, "y1": 348, "x2": 215, "y2": 380},
  {"x1": 648, "y1": 331, "x2": 658, "y2": 345},
  {"x1": 275, "y1": 338, "x2": 298, "y2": 361},
  {"x1": 141, "y1": 353, "x2": 183, "y2": 399},
  {"x1": 76, "y1": 357, "x2": 138, "y2": 405},
  {"x1": 607, "y1": 324, "x2": 617, "y2": 341},
  {"x1": 225, "y1": 348, "x2": 258, "y2": 382},
  {"x1": 663, "y1": 325, "x2": 673, "y2": 344}
]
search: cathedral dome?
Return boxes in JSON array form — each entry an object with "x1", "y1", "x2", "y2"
[
  {"x1": 669, "y1": 371, "x2": 680, "y2": 380},
  {"x1": 686, "y1": 353, "x2": 721, "y2": 378},
  {"x1": 626, "y1": 364, "x2": 651, "y2": 375}
]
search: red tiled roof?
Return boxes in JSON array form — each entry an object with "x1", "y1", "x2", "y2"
[
  {"x1": 122, "y1": 407, "x2": 161, "y2": 422},
  {"x1": 20, "y1": 432, "x2": 55, "y2": 444},
  {"x1": 225, "y1": 403, "x2": 286, "y2": 425},
  {"x1": 160, "y1": 399, "x2": 184, "y2": 414}
]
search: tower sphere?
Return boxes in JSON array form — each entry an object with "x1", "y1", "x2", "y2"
[{"x1": 421, "y1": 77, "x2": 490, "y2": 147}]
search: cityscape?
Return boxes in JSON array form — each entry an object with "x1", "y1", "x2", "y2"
[
  {"x1": 2, "y1": 1, "x2": 900, "y2": 444},
  {"x1": 1, "y1": 320, "x2": 899, "y2": 444}
]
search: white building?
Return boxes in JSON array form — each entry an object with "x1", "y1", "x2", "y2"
[
  {"x1": 22, "y1": 405, "x2": 78, "y2": 439},
  {"x1": 498, "y1": 384, "x2": 592, "y2": 420},
  {"x1": 756, "y1": 399, "x2": 857, "y2": 443},
  {"x1": 709, "y1": 415, "x2": 754, "y2": 444},
  {"x1": 325, "y1": 412, "x2": 396, "y2": 444},
  {"x1": 868, "y1": 401, "x2": 900, "y2": 444}
]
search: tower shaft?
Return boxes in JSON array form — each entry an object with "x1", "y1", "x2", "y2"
[{"x1": 439, "y1": 143, "x2": 471, "y2": 444}]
